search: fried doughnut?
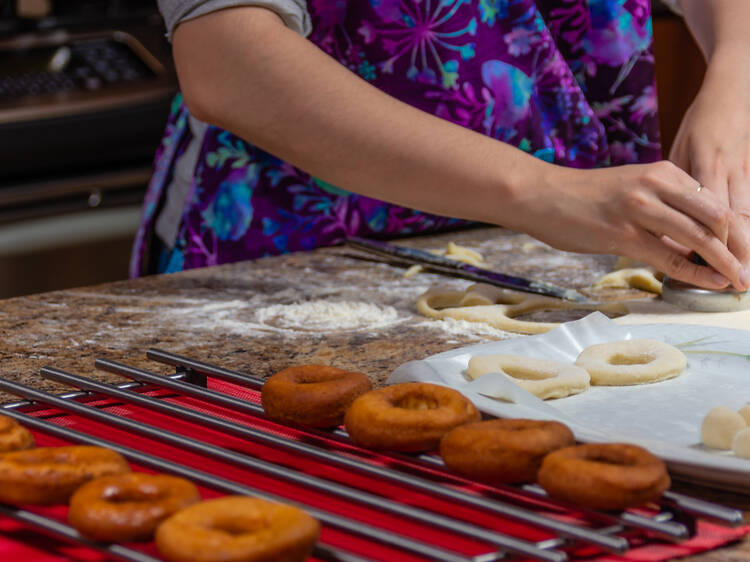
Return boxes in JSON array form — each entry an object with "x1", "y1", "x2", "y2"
[
  {"x1": 538, "y1": 443, "x2": 670, "y2": 511},
  {"x1": 0, "y1": 446, "x2": 130, "y2": 505},
  {"x1": 68, "y1": 473, "x2": 201, "y2": 542},
  {"x1": 466, "y1": 355, "x2": 590, "y2": 399},
  {"x1": 155, "y1": 496, "x2": 320, "y2": 562},
  {"x1": 262, "y1": 365, "x2": 372, "y2": 427},
  {"x1": 344, "y1": 382, "x2": 481, "y2": 452},
  {"x1": 440, "y1": 419, "x2": 575, "y2": 484},
  {"x1": 575, "y1": 339, "x2": 686, "y2": 385},
  {"x1": 0, "y1": 415, "x2": 34, "y2": 452}
]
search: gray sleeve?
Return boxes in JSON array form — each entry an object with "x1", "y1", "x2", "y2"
[{"x1": 158, "y1": 0, "x2": 311, "y2": 41}]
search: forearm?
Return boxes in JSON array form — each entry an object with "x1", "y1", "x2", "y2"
[
  {"x1": 680, "y1": 0, "x2": 750, "y2": 63},
  {"x1": 171, "y1": 6, "x2": 542, "y2": 228}
]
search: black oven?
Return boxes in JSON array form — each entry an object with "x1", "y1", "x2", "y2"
[{"x1": 0, "y1": 0, "x2": 177, "y2": 223}]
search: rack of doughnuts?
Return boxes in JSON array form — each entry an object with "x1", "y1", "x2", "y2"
[{"x1": 0, "y1": 350, "x2": 743, "y2": 562}]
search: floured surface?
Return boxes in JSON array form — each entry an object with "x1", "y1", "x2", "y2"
[{"x1": 389, "y1": 313, "x2": 750, "y2": 489}]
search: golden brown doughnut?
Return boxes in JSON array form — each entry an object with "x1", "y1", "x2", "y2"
[
  {"x1": 155, "y1": 496, "x2": 320, "y2": 562},
  {"x1": 0, "y1": 446, "x2": 131, "y2": 505},
  {"x1": 68, "y1": 473, "x2": 201, "y2": 542},
  {"x1": 537, "y1": 443, "x2": 670, "y2": 511},
  {"x1": 0, "y1": 415, "x2": 34, "y2": 453},
  {"x1": 439, "y1": 419, "x2": 574, "y2": 484},
  {"x1": 261, "y1": 365, "x2": 372, "y2": 427},
  {"x1": 344, "y1": 382, "x2": 481, "y2": 452}
]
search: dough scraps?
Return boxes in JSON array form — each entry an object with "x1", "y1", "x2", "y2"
[
  {"x1": 416, "y1": 283, "x2": 628, "y2": 335},
  {"x1": 404, "y1": 242, "x2": 484, "y2": 278},
  {"x1": 592, "y1": 267, "x2": 664, "y2": 294},
  {"x1": 466, "y1": 354, "x2": 590, "y2": 400},
  {"x1": 575, "y1": 338, "x2": 686, "y2": 386}
]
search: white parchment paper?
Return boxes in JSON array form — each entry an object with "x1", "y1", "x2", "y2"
[{"x1": 389, "y1": 312, "x2": 750, "y2": 490}]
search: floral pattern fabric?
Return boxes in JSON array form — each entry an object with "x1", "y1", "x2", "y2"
[{"x1": 130, "y1": 0, "x2": 661, "y2": 276}]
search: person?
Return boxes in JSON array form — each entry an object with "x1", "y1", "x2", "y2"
[{"x1": 130, "y1": 0, "x2": 750, "y2": 292}]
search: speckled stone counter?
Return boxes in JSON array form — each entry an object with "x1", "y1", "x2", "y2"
[{"x1": 1, "y1": 226, "x2": 748, "y2": 560}]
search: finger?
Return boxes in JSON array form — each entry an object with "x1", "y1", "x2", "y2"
[
  {"x1": 636, "y1": 203, "x2": 745, "y2": 289},
  {"x1": 658, "y1": 235, "x2": 692, "y2": 257},
  {"x1": 661, "y1": 180, "x2": 731, "y2": 246},
  {"x1": 632, "y1": 231, "x2": 731, "y2": 290},
  {"x1": 728, "y1": 170, "x2": 750, "y2": 267}
]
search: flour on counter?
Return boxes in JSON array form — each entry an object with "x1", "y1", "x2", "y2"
[
  {"x1": 256, "y1": 301, "x2": 402, "y2": 332},
  {"x1": 417, "y1": 317, "x2": 519, "y2": 342},
  {"x1": 162, "y1": 299, "x2": 403, "y2": 335}
]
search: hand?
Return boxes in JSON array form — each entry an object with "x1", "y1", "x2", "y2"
[
  {"x1": 508, "y1": 160, "x2": 750, "y2": 290},
  {"x1": 669, "y1": 47, "x2": 750, "y2": 271}
]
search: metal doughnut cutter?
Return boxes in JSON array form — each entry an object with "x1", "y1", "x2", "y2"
[
  {"x1": 661, "y1": 277, "x2": 750, "y2": 312},
  {"x1": 661, "y1": 253, "x2": 750, "y2": 312}
]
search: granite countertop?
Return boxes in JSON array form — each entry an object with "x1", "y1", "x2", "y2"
[{"x1": 0, "y1": 226, "x2": 748, "y2": 560}]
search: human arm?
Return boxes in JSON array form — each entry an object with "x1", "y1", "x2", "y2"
[
  {"x1": 172, "y1": 6, "x2": 750, "y2": 289},
  {"x1": 669, "y1": 0, "x2": 750, "y2": 263}
]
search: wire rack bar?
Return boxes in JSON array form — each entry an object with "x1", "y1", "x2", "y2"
[{"x1": 0, "y1": 503, "x2": 161, "y2": 562}]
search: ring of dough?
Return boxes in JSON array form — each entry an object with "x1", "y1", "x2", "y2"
[
  {"x1": 575, "y1": 339, "x2": 686, "y2": 385},
  {"x1": 417, "y1": 283, "x2": 627, "y2": 335},
  {"x1": 466, "y1": 354, "x2": 590, "y2": 399}
]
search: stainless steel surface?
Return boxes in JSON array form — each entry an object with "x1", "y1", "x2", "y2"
[
  {"x1": 661, "y1": 277, "x2": 750, "y2": 312},
  {"x1": 346, "y1": 237, "x2": 589, "y2": 302}
]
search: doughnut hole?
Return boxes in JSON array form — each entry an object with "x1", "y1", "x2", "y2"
[
  {"x1": 732, "y1": 428, "x2": 750, "y2": 459},
  {"x1": 738, "y1": 405, "x2": 750, "y2": 425},
  {"x1": 701, "y1": 406, "x2": 746, "y2": 449}
]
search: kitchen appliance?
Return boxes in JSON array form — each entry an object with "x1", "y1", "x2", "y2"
[
  {"x1": 0, "y1": 349, "x2": 744, "y2": 561},
  {"x1": 0, "y1": 0, "x2": 176, "y2": 221}
]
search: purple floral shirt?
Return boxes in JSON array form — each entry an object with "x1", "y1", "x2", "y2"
[{"x1": 131, "y1": 0, "x2": 660, "y2": 276}]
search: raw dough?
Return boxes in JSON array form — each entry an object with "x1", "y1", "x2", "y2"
[
  {"x1": 575, "y1": 339, "x2": 686, "y2": 385},
  {"x1": 404, "y1": 242, "x2": 484, "y2": 277},
  {"x1": 732, "y1": 428, "x2": 750, "y2": 458},
  {"x1": 738, "y1": 405, "x2": 750, "y2": 425},
  {"x1": 416, "y1": 283, "x2": 628, "y2": 335},
  {"x1": 592, "y1": 268, "x2": 664, "y2": 294},
  {"x1": 701, "y1": 406, "x2": 746, "y2": 450},
  {"x1": 466, "y1": 354, "x2": 590, "y2": 399}
]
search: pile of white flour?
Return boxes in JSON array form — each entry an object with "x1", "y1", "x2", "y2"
[{"x1": 256, "y1": 300, "x2": 401, "y2": 331}]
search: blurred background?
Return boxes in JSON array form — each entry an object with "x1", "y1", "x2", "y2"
[{"x1": 0, "y1": 0, "x2": 705, "y2": 299}]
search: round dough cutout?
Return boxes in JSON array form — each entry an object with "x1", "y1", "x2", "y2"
[
  {"x1": 575, "y1": 339, "x2": 686, "y2": 386},
  {"x1": 466, "y1": 354, "x2": 590, "y2": 400}
]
